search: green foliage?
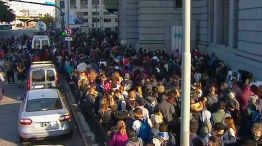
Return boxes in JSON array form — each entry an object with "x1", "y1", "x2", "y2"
[
  {"x1": 0, "y1": 1, "x2": 16, "y2": 22},
  {"x1": 39, "y1": 13, "x2": 55, "y2": 27}
]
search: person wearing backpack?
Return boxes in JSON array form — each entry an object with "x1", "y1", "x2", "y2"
[
  {"x1": 198, "y1": 102, "x2": 212, "y2": 145},
  {"x1": 132, "y1": 107, "x2": 153, "y2": 144}
]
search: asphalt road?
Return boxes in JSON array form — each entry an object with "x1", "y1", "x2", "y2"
[{"x1": 0, "y1": 83, "x2": 84, "y2": 146}]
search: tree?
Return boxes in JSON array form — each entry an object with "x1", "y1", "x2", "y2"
[
  {"x1": 0, "y1": 1, "x2": 15, "y2": 22},
  {"x1": 39, "y1": 14, "x2": 55, "y2": 28}
]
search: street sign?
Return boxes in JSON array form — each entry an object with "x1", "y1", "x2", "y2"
[
  {"x1": 65, "y1": 27, "x2": 73, "y2": 36},
  {"x1": 65, "y1": 37, "x2": 73, "y2": 41}
]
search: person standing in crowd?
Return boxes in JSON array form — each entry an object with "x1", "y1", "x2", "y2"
[
  {"x1": 156, "y1": 93, "x2": 176, "y2": 124},
  {"x1": 222, "y1": 117, "x2": 237, "y2": 146},
  {"x1": 108, "y1": 120, "x2": 128, "y2": 146},
  {"x1": 4, "y1": 56, "x2": 15, "y2": 84},
  {"x1": 16, "y1": 62, "x2": 26, "y2": 88},
  {"x1": 0, "y1": 68, "x2": 5, "y2": 101}
]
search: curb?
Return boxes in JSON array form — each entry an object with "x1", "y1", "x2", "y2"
[{"x1": 61, "y1": 78, "x2": 96, "y2": 146}]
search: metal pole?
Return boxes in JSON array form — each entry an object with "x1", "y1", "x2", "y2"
[
  {"x1": 66, "y1": 0, "x2": 71, "y2": 53},
  {"x1": 180, "y1": 0, "x2": 191, "y2": 145}
]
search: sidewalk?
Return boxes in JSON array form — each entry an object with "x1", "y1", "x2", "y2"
[{"x1": 61, "y1": 78, "x2": 97, "y2": 146}]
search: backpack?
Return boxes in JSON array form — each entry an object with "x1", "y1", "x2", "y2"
[
  {"x1": 250, "y1": 109, "x2": 261, "y2": 123},
  {"x1": 137, "y1": 119, "x2": 152, "y2": 143},
  {"x1": 198, "y1": 119, "x2": 209, "y2": 138},
  {"x1": 198, "y1": 110, "x2": 210, "y2": 138}
]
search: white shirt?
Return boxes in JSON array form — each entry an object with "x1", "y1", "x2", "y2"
[{"x1": 132, "y1": 119, "x2": 153, "y2": 134}]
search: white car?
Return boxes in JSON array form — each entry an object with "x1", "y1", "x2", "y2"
[{"x1": 18, "y1": 89, "x2": 72, "y2": 142}]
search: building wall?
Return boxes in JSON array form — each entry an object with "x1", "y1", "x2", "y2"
[
  {"x1": 119, "y1": 0, "x2": 138, "y2": 48},
  {"x1": 55, "y1": 0, "x2": 118, "y2": 31},
  {"x1": 205, "y1": 0, "x2": 262, "y2": 80},
  {"x1": 119, "y1": 0, "x2": 200, "y2": 51},
  {"x1": 191, "y1": 0, "x2": 209, "y2": 49},
  {"x1": 136, "y1": 0, "x2": 182, "y2": 50}
]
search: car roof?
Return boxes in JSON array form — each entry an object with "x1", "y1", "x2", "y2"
[{"x1": 27, "y1": 89, "x2": 59, "y2": 100}]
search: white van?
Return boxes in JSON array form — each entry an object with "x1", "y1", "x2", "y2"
[
  {"x1": 31, "y1": 35, "x2": 50, "y2": 49},
  {"x1": 27, "y1": 61, "x2": 60, "y2": 90}
]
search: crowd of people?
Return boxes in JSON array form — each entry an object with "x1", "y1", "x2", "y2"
[{"x1": 0, "y1": 29, "x2": 262, "y2": 146}]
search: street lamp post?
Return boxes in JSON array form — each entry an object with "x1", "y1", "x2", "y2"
[
  {"x1": 66, "y1": 0, "x2": 71, "y2": 53},
  {"x1": 180, "y1": 0, "x2": 191, "y2": 145}
]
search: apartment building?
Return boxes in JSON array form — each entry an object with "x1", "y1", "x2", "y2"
[{"x1": 55, "y1": 0, "x2": 118, "y2": 31}]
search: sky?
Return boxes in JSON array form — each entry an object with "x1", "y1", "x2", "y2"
[{"x1": 9, "y1": 0, "x2": 55, "y2": 16}]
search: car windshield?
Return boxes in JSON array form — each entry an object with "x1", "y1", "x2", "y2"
[
  {"x1": 26, "y1": 98, "x2": 63, "y2": 112},
  {"x1": 42, "y1": 40, "x2": 49, "y2": 47},
  {"x1": 32, "y1": 69, "x2": 45, "y2": 82}
]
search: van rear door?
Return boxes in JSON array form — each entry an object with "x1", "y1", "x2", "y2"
[{"x1": 31, "y1": 69, "x2": 46, "y2": 89}]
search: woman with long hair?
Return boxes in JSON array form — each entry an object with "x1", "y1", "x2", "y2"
[
  {"x1": 108, "y1": 120, "x2": 128, "y2": 146},
  {"x1": 222, "y1": 117, "x2": 237, "y2": 146}
]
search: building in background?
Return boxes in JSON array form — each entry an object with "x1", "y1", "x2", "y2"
[
  {"x1": 107, "y1": 0, "x2": 262, "y2": 80},
  {"x1": 55, "y1": 0, "x2": 118, "y2": 31}
]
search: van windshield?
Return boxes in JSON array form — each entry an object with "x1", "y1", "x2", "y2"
[
  {"x1": 32, "y1": 69, "x2": 45, "y2": 82},
  {"x1": 47, "y1": 70, "x2": 55, "y2": 81},
  {"x1": 33, "y1": 39, "x2": 40, "y2": 49},
  {"x1": 42, "y1": 40, "x2": 49, "y2": 47}
]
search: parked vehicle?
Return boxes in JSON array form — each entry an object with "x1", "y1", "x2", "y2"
[
  {"x1": 31, "y1": 35, "x2": 50, "y2": 49},
  {"x1": 27, "y1": 61, "x2": 60, "y2": 90},
  {"x1": 17, "y1": 89, "x2": 72, "y2": 142}
]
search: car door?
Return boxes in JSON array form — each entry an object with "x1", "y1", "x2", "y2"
[
  {"x1": 31, "y1": 69, "x2": 46, "y2": 89},
  {"x1": 46, "y1": 69, "x2": 57, "y2": 88}
]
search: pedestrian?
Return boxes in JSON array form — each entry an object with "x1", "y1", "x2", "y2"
[
  {"x1": 17, "y1": 62, "x2": 26, "y2": 88},
  {"x1": 4, "y1": 56, "x2": 15, "y2": 84},
  {"x1": 0, "y1": 67, "x2": 5, "y2": 101}
]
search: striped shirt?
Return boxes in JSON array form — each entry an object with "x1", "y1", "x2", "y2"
[{"x1": 4, "y1": 61, "x2": 13, "y2": 71}]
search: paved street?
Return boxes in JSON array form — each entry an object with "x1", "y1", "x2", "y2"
[{"x1": 0, "y1": 83, "x2": 84, "y2": 146}]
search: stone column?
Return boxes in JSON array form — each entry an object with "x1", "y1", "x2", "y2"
[
  {"x1": 76, "y1": 0, "x2": 81, "y2": 9},
  {"x1": 214, "y1": 0, "x2": 223, "y2": 44},
  {"x1": 228, "y1": 0, "x2": 237, "y2": 48},
  {"x1": 208, "y1": 0, "x2": 214, "y2": 43}
]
